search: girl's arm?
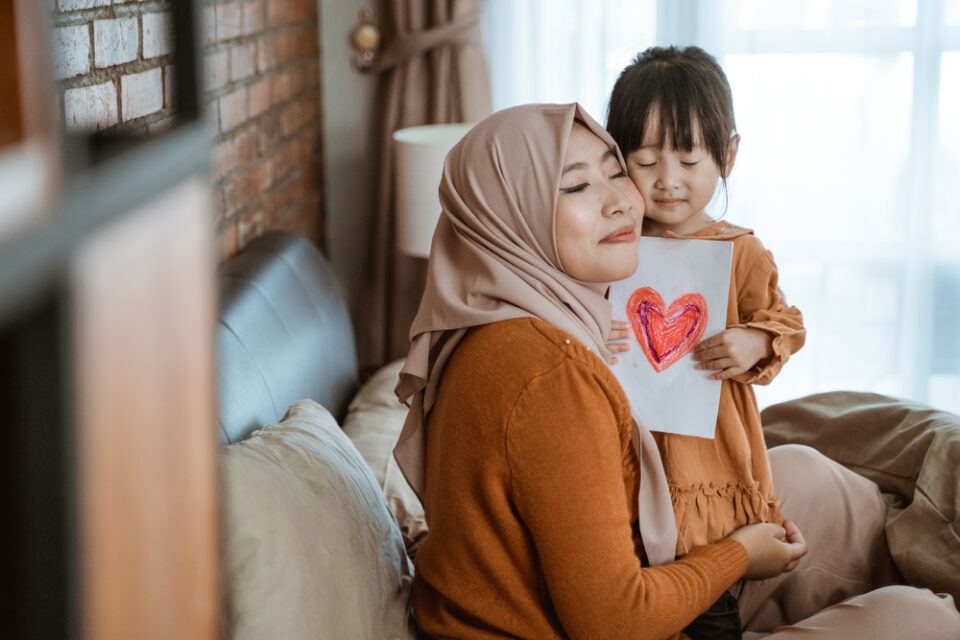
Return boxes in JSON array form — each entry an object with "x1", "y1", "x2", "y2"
[
  {"x1": 730, "y1": 247, "x2": 805, "y2": 385},
  {"x1": 693, "y1": 242, "x2": 804, "y2": 385}
]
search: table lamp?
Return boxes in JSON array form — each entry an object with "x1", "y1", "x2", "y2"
[{"x1": 393, "y1": 123, "x2": 473, "y2": 258}]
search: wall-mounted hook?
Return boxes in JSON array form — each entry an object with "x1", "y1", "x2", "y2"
[{"x1": 349, "y1": 7, "x2": 381, "y2": 72}]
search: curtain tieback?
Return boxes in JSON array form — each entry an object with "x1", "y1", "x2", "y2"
[{"x1": 369, "y1": 10, "x2": 484, "y2": 74}]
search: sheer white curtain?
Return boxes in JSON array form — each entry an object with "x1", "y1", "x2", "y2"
[{"x1": 483, "y1": 0, "x2": 960, "y2": 413}]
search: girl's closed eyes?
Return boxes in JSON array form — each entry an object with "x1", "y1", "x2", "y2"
[{"x1": 630, "y1": 149, "x2": 706, "y2": 169}]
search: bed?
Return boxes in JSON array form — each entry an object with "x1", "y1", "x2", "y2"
[
  {"x1": 762, "y1": 391, "x2": 960, "y2": 604},
  {"x1": 215, "y1": 231, "x2": 960, "y2": 639},
  {"x1": 216, "y1": 231, "x2": 415, "y2": 639}
]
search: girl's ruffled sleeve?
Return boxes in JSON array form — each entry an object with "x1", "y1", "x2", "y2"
[{"x1": 731, "y1": 247, "x2": 805, "y2": 385}]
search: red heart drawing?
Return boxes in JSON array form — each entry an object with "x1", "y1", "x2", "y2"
[{"x1": 626, "y1": 287, "x2": 708, "y2": 372}]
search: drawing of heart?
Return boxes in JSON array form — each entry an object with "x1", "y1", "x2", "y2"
[{"x1": 626, "y1": 287, "x2": 708, "y2": 372}]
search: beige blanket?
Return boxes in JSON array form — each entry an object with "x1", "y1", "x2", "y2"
[{"x1": 762, "y1": 391, "x2": 960, "y2": 603}]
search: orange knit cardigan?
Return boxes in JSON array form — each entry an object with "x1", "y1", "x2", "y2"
[{"x1": 413, "y1": 318, "x2": 748, "y2": 640}]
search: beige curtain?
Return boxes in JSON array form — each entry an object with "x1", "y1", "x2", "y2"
[{"x1": 359, "y1": 0, "x2": 492, "y2": 372}]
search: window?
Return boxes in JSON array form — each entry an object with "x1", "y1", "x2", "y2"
[{"x1": 483, "y1": 0, "x2": 960, "y2": 412}]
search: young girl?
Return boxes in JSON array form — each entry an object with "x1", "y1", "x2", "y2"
[{"x1": 606, "y1": 45, "x2": 807, "y2": 556}]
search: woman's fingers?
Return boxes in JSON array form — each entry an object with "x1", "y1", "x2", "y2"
[
  {"x1": 785, "y1": 537, "x2": 807, "y2": 561},
  {"x1": 608, "y1": 322, "x2": 632, "y2": 341},
  {"x1": 780, "y1": 520, "x2": 808, "y2": 570},
  {"x1": 607, "y1": 321, "x2": 633, "y2": 357},
  {"x1": 729, "y1": 521, "x2": 809, "y2": 580},
  {"x1": 729, "y1": 523, "x2": 795, "y2": 579},
  {"x1": 783, "y1": 520, "x2": 807, "y2": 551},
  {"x1": 783, "y1": 520, "x2": 802, "y2": 540}
]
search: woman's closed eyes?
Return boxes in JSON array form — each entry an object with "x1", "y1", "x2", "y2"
[{"x1": 559, "y1": 170, "x2": 628, "y2": 195}]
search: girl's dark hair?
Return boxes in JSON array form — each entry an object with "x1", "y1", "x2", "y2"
[{"x1": 606, "y1": 46, "x2": 736, "y2": 176}]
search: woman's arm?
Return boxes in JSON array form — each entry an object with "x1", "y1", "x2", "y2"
[{"x1": 505, "y1": 359, "x2": 748, "y2": 640}]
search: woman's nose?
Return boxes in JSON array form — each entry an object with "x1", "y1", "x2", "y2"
[{"x1": 601, "y1": 181, "x2": 634, "y2": 217}]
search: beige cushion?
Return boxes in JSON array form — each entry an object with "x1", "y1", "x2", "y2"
[
  {"x1": 762, "y1": 391, "x2": 960, "y2": 603},
  {"x1": 221, "y1": 400, "x2": 415, "y2": 640},
  {"x1": 342, "y1": 359, "x2": 428, "y2": 557}
]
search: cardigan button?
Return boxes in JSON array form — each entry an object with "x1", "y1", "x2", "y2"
[{"x1": 564, "y1": 339, "x2": 571, "y2": 344}]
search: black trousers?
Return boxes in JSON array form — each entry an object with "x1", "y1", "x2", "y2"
[{"x1": 683, "y1": 590, "x2": 742, "y2": 640}]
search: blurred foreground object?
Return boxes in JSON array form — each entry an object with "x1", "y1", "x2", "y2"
[
  {"x1": 0, "y1": 0, "x2": 60, "y2": 241},
  {"x1": 0, "y1": 2, "x2": 219, "y2": 639}
]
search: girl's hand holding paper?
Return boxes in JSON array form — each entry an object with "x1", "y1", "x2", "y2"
[{"x1": 692, "y1": 327, "x2": 773, "y2": 380}]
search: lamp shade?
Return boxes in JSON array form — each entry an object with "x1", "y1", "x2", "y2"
[{"x1": 393, "y1": 123, "x2": 473, "y2": 258}]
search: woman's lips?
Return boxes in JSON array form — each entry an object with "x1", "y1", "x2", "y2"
[
  {"x1": 655, "y1": 198, "x2": 684, "y2": 209},
  {"x1": 601, "y1": 227, "x2": 637, "y2": 243}
]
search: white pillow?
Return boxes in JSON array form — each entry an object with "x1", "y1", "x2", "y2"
[
  {"x1": 342, "y1": 360, "x2": 428, "y2": 558},
  {"x1": 341, "y1": 359, "x2": 409, "y2": 485},
  {"x1": 221, "y1": 400, "x2": 415, "y2": 640}
]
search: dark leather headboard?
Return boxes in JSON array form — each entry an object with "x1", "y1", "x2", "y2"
[{"x1": 217, "y1": 231, "x2": 358, "y2": 443}]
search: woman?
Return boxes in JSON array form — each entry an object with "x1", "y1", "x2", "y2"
[{"x1": 393, "y1": 103, "x2": 959, "y2": 639}]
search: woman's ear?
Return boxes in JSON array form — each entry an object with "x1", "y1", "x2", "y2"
[{"x1": 722, "y1": 133, "x2": 740, "y2": 178}]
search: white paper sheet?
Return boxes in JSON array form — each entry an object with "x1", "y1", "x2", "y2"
[{"x1": 608, "y1": 236, "x2": 733, "y2": 439}]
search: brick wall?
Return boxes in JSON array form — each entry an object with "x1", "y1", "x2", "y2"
[{"x1": 52, "y1": 0, "x2": 324, "y2": 260}]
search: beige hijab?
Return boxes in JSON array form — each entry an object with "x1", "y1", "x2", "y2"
[{"x1": 394, "y1": 103, "x2": 678, "y2": 565}]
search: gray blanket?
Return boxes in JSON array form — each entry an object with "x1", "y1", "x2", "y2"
[{"x1": 762, "y1": 391, "x2": 960, "y2": 603}]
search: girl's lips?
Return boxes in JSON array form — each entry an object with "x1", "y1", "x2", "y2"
[
  {"x1": 655, "y1": 198, "x2": 684, "y2": 209},
  {"x1": 601, "y1": 227, "x2": 637, "y2": 243}
]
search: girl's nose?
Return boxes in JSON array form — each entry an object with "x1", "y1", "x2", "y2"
[{"x1": 655, "y1": 161, "x2": 681, "y2": 191}]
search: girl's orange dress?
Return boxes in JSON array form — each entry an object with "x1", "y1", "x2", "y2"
[{"x1": 654, "y1": 221, "x2": 806, "y2": 556}]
